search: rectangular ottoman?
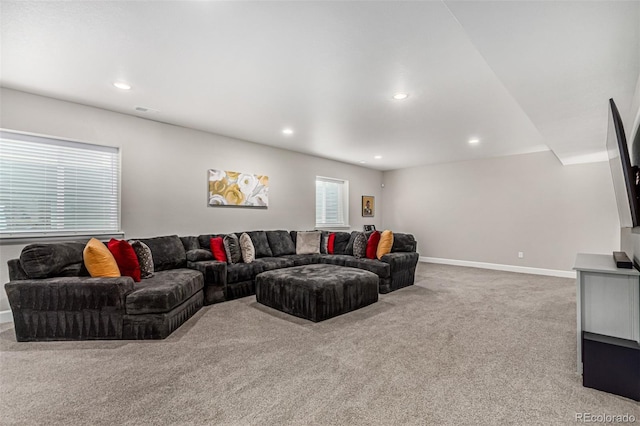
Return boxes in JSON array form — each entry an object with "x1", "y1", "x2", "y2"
[{"x1": 255, "y1": 264, "x2": 379, "y2": 322}]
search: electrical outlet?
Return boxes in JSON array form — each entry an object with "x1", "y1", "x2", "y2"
[{"x1": 518, "y1": 252, "x2": 524, "y2": 259}]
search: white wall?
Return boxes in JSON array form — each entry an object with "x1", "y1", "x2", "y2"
[
  {"x1": 382, "y1": 150, "x2": 619, "y2": 272},
  {"x1": 0, "y1": 88, "x2": 383, "y2": 313}
]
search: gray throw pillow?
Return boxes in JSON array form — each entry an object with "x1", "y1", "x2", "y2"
[
  {"x1": 296, "y1": 231, "x2": 321, "y2": 255},
  {"x1": 353, "y1": 232, "x2": 367, "y2": 258},
  {"x1": 224, "y1": 234, "x2": 242, "y2": 264},
  {"x1": 239, "y1": 233, "x2": 255, "y2": 263},
  {"x1": 129, "y1": 240, "x2": 154, "y2": 278}
]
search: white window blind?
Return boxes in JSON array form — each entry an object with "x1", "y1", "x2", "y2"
[
  {"x1": 315, "y1": 176, "x2": 349, "y2": 227},
  {"x1": 0, "y1": 130, "x2": 121, "y2": 238}
]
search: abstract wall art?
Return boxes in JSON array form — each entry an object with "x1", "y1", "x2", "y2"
[{"x1": 208, "y1": 169, "x2": 269, "y2": 208}]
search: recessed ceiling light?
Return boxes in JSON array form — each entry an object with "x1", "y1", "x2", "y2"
[
  {"x1": 113, "y1": 81, "x2": 132, "y2": 90},
  {"x1": 282, "y1": 128, "x2": 294, "y2": 135},
  {"x1": 374, "y1": 155, "x2": 382, "y2": 159},
  {"x1": 469, "y1": 138, "x2": 480, "y2": 144},
  {"x1": 359, "y1": 161, "x2": 366, "y2": 164},
  {"x1": 392, "y1": 93, "x2": 408, "y2": 100}
]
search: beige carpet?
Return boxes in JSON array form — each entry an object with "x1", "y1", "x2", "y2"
[{"x1": 1, "y1": 263, "x2": 638, "y2": 425}]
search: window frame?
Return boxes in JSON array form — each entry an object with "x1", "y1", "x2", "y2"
[
  {"x1": 0, "y1": 128, "x2": 123, "y2": 243},
  {"x1": 315, "y1": 175, "x2": 350, "y2": 229}
]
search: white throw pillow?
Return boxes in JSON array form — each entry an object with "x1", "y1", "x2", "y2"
[
  {"x1": 296, "y1": 231, "x2": 321, "y2": 255},
  {"x1": 239, "y1": 232, "x2": 255, "y2": 263}
]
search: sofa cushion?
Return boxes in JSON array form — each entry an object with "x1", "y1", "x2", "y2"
[
  {"x1": 125, "y1": 269, "x2": 203, "y2": 315},
  {"x1": 19, "y1": 241, "x2": 86, "y2": 279},
  {"x1": 239, "y1": 233, "x2": 255, "y2": 263},
  {"x1": 186, "y1": 249, "x2": 214, "y2": 262},
  {"x1": 130, "y1": 240, "x2": 154, "y2": 278},
  {"x1": 227, "y1": 262, "x2": 257, "y2": 284},
  {"x1": 138, "y1": 235, "x2": 186, "y2": 271},
  {"x1": 332, "y1": 232, "x2": 351, "y2": 255},
  {"x1": 248, "y1": 231, "x2": 273, "y2": 258},
  {"x1": 392, "y1": 233, "x2": 417, "y2": 252},
  {"x1": 296, "y1": 231, "x2": 321, "y2": 255},
  {"x1": 180, "y1": 236, "x2": 200, "y2": 252},
  {"x1": 83, "y1": 238, "x2": 121, "y2": 278},
  {"x1": 281, "y1": 254, "x2": 323, "y2": 266},
  {"x1": 107, "y1": 239, "x2": 141, "y2": 282},
  {"x1": 377, "y1": 230, "x2": 394, "y2": 260},
  {"x1": 266, "y1": 230, "x2": 296, "y2": 256},
  {"x1": 252, "y1": 257, "x2": 295, "y2": 273},
  {"x1": 353, "y1": 232, "x2": 368, "y2": 258},
  {"x1": 344, "y1": 257, "x2": 390, "y2": 278},
  {"x1": 224, "y1": 233, "x2": 242, "y2": 264},
  {"x1": 319, "y1": 254, "x2": 355, "y2": 267}
]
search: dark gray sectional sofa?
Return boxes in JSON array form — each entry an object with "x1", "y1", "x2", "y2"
[{"x1": 4, "y1": 230, "x2": 418, "y2": 341}]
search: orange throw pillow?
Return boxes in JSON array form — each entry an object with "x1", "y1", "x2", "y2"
[
  {"x1": 83, "y1": 238, "x2": 121, "y2": 278},
  {"x1": 377, "y1": 230, "x2": 394, "y2": 260}
]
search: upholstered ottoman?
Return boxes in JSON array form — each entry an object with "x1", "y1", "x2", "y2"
[{"x1": 255, "y1": 264, "x2": 378, "y2": 322}]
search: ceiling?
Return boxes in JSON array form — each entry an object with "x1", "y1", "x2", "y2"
[{"x1": 1, "y1": 1, "x2": 639, "y2": 171}]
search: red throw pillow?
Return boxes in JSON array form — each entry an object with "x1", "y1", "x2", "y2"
[
  {"x1": 210, "y1": 237, "x2": 228, "y2": 262},
  {"x1": 366, "y1": 231, "x2": 381, "y2": 259},
  {"x1": 327, "y1": 233, "x2": 336, "y2": 254},
  {"x1": 107, "y1": 238, "x2": 141, "y2": 282}
]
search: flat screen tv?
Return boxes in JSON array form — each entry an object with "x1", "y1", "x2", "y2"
[{"x1": 607, "y1": 98, "x2": 640, "y2": 228}]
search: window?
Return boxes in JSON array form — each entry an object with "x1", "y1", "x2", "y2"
[
  {"x1": 315, "y1": 176, "x2": 349, "y2": 228},
  {"x1": 0, "y1": 130, "x2": 121, "y2": 239}
]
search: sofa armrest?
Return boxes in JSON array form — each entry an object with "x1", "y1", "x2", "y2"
[
  {"x1": 187, "y1": 260, "x2": 227, "y2": 286},
  {"x1": 4, "y1": 276, "x2": 134, "y2": 312},
  {"x1": 380, "y1": 252, "x2": 419, "y2": 273}
]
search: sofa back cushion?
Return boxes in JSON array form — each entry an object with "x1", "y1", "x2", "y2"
[
  {"x1": 180, "y1": 236, "x2": 200, "y2": 252},
  {"x1": 138, "y1": 235, "x2": 186, "y2": 271},
  {"x1": 248, "y1": 231, "x2": 273, "y2": 258},
  {"x1": 19, "y1": 241, "x2": 87, "y2": 279},
  {"x1": 332, "y1": 232, "x2": 352, "y2": 255},
  {"x1": 391, "y1": 233, "x2": 417, "y2": 253},
  {"x1": 197, "y1": 234, "x2": 224, "y2": 250},
  {"x1": 266, "y1": 230, "x2": 296, "y2": 256}
]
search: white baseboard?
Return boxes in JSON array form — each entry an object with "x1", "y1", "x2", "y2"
[
  {"x1": 0, "y1": 310, "x2": 13, "y2": 324},
  {"x1": 420, "y1": 256, "x2": 576, "y2": 279}
]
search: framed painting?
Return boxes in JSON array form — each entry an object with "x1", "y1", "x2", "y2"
[
  {"x1": 362, "y1": 195, "x2": 374, "y2": 217},
  {"x1": 208, "y1": 169, "x2": 269, "y2": 207}
]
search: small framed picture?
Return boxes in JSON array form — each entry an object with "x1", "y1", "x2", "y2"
[
  {"x1": 362, "y1": 195, "x2": 374, "y2": 217},
  {"x1": 364, "y1": 225, "x2": 376, "y2": 232}
]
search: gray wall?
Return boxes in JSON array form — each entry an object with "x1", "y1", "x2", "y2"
[
  {"x1": 381, "y1": 150, "x2": 619, "y2": 271},
  {"x1": 0, "y1": 88, "x2": 383, "y2": 312}
]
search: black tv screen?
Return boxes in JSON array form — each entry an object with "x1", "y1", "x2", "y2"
[{"x1": 607, "y1": 98, "x2": 639, "y2": 228}]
